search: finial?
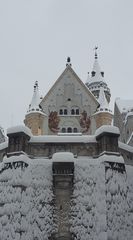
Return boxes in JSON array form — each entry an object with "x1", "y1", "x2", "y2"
[
  {"x1": 94, "y1": 46, "x2": 98, "y2": 59},
  {"x1": 34, "y1": 81, "x2": 38, "y2": 91},
  {"x1": 66, "y1": 56, "x2": 72, "y2": 67}
]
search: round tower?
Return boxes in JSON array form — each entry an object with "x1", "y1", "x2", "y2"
[
  {"x1": 86, "y1": 47, "x2": 111, "y2": 103},
  {"x1": 24, "y1": 81, "x2": 48, "y2": 136},
  {"x1": 93, "y1": 86, "x2": 113, "y2": 129}
]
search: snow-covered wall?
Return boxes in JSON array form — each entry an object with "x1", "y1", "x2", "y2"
[
  {"x1": 71, "y1": 158, "x2": 133, "y2": 240},
  {"x1": 0, "y1": 156, "x2": 54, "y2": 240},
  {"x1": 71, "y1": 159, "x2": 107, "y2": 240},
  {"x1": 0, "y1": 155, "x2": 133, "y2": 239}
]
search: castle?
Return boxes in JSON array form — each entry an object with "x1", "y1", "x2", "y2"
[{"x1": 0, "y1": 50, "x2": 133, "y2": 240}]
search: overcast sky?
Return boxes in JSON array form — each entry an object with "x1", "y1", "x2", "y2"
[{"x1": 0, "y1": 0, "x2": 133, "y2": 131}]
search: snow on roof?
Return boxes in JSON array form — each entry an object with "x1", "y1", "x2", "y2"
[
  {"x1": 3, "y1": 154, "x2": 30, "y2": 164},
  {"x1": 95, "y1": 125, "x2": 120, "y2": 137},
  {"x1": 98, "y1": 153, "x2": 124, "y2": 164},
  {"x1": 127, "y1": 132, "x2": 133, "y2": 145},
  {"x1": 98, "y1": 86, "x2": 108, "y2": 107},
  {"x1": 115, "y1": 99, "x2": 133, "y2": 113},
  {"x1": 125, "y1": 111, "x2": 133, "y2": 123},
  {"x1": 7, "y1": 125, "x2": 32, "y2": 137},
  {"x1": 30, "y1": 135, "x2": 96, "y2": 143},
  {"x1": 52, "y1": 152, "x2": 74, "y2": 162},
  {"x1": 119, "y1": 141, "x2": 133, "y2": 153},
  {"x1": 0, "y1": 141, "x2": 8, "y2": 151},
  {"x1": 26, "y1": 81, "x2": 44, "y2": 114}
]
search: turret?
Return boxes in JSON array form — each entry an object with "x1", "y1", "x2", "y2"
[
  {"x1": 24, "y1": 81, "x2": 48, "y2": 135},
  {"x1": 86, "y1": 47, "x2": 111, "y2": 103},
  {"x1": 93, "y1": 86, "x2": 113, "y2": 129}
]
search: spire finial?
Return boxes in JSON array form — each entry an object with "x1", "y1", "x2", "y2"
[
  {"x1": 66, "y1": 56, "x2": 72, "y2": 67},
  {"x1": 34, "y1": 80, "x2": 38, "y2": 92},
  {"x1": 94, "y1": 46, "x2": 98, "y2": 59}
]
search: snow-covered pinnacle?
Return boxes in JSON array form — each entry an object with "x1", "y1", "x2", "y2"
[
  {"x1": 86, "y1": 48, "x2": 105, "y2": 84},
  {"x1": 97, "y1": 86, "x2": 112, "y2": 112},
  {"x1": 27, "y1": 81, "x2": 43, "y2": 113},
  {"x1": 92, "y1": 48, "x2": 101, "y2": 75}
]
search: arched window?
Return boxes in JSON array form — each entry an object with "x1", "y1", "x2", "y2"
[
  {"x1": 71, "y1": 109, "x2": 75, "y2": 115},
  {"x1": 64, "y1": 109, "x2": 67, "y2": 115},
  {"x1": 59, "y1": 109, "x2": 63, "y2": 115},
  {"x1": 67, "y1": 127, "x2": 72, "y2": 133},
  {"x1": 73, "y1": 127, "x2": 78, "y2": 133},
  {"x1": 62, "y1": 128, "x2": 66, "y2": 133},
  {"x1": 76, "y1": 109, "x2": 79, "y2": 115}
]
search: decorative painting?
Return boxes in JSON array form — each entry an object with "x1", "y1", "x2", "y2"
[
  {"x1": 80, "y1": 110, "x2": 91, "y2": 133},
  {"x1": 48, "y1": 111, "x2": 60, "y2": 133}
]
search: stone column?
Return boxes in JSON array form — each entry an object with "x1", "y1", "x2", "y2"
[{"x1": 52, "y1": 161, "x2": 74, "y2": 240}]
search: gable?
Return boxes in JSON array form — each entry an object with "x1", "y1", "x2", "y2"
[{"x1": 40, "y1": 66, "x2": 99, "y2": 116}]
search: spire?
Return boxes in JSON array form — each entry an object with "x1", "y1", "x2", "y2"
[
  {"x1": 66, "y1": 57, "x2": 72, "y2": 67},
  {"x1": 91, "y1": 46, "x2": 103, "y2": 77},
  {"x1": 27, "y1": 81, "x2": 42, "y2": 113},
  {"x1": 97, "y1": 86, "x2": 111, "y2": 112}
]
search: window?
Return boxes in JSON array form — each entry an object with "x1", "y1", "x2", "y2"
[
  {"x1": 73, "y1": 127, "x2": 78, "y2": 133},
  {"x1": 62, "y1": 128, "x2": 66, "y2": 133},
  {"x1": 59, "y1": 109, "x2": 63, "y2": 115},
  {"x1": 71, "y1": 107, "x2": 79, "y2": 115},
  {"x1": 76, "y1": 109, "x2": 79, "y2": 115},
  {"x1": 59, "y1": 108, "x2": 67, "y2": 115},
  {"x1": 71, "y1": 109, "x2": 75, "y2": 115},
  {"x1": 67, "y1": 127, "x2": 72, "y2": 133},
  {"x1": 64, "y1": 109, "x2": 67, "y2": 115}
]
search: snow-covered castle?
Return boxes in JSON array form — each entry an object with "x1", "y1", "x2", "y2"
[{"x1": 0, "y1": 49, "x2": 133, "y2": 240}]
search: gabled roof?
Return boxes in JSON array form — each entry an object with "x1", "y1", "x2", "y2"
[
  {"x1": 40, "y1": 65, "x2": 99, "y2": 106},
  {"x1": 115, "y1": 98, "x2": 133, "y2": 114}
]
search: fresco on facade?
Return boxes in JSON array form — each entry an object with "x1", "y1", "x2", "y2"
[
  {"x1": 80, "y1": 110, "x2": 91, "y2": 133},
  {"x1": 48, "y1": 111, "x2": 60, "y2": 133}
]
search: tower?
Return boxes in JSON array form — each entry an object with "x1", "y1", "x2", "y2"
[
  {"x1": 93, "y1": 86, "x2": 113, "y2": 128},
  {"x1": 86, "y1": 47, "x2": 111, "y2": 103},
  {"x1": 24, "y1": 81, "x2": 48, "y2": 135}
]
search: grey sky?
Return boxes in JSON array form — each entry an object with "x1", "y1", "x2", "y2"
[{"x1": 0, "y1": 0, "x2": 133, "y2": 131}]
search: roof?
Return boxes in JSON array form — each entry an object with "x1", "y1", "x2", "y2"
[
  {"x1": 86, "y1": 56, "x2": 106, "y2": 85},
  {"x1": 40, "y1": 65, "x2": 99, "y2": 107},
  {"x1": 26, "y1": 81, "x2": 44, "y2": 115},
  {"x1": 115, "y1": 98, "x2": 133, "y2": 113},
  {"x1": 7, "y1": 125, "x2": 32, "y2": 137}
]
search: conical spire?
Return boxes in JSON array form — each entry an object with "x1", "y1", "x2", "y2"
[
  {"x1": 91, "y1": 47, "x2": 104, "y2": 78},
  {"x1": 27, "y1": 81, "x2": 42, "y2": 113},
  {"x1": 86, "y1": 47, "x2": 104, "y2": 85}
]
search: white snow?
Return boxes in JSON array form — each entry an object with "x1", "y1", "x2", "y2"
[
  {"x1": 27, "y1": 81, "x2": 43, "y2": 114},
  {"x1": 30, "y1": 135, "x2": 96, "y2": 143},
  {"x1": 7, "y1": 125, "x2": 32, "y2": 137},
  {"x1": 119, "y1": 141, "x2": 133, "y2": 153},
  {"x1": 0, "y1": 141, "x2": 8, "y2": 151},
  {"x1": 52, "y1": 152, "x2": 74, "y2": 162},
  {"x1": 0, "y1": 155, "x2": 54, "y2": 240},
  {"x1": 98, "y1": 153, "x2": 124, "y2": 163},
  {"x1": 95, "y1": 125, "x2": 120, "y2": 137},
  {"x1": 71, "y1": 158, "x2": 133, "y2": 240},
  {"x1": 115, "y1": 98, "x2": 133, "y2": 113},
  {"x1": 0, "y1": 154, "x2": 133, "y2": 239},
  {"x1": 70, "y1": 159, "x2": 107, "y2": 240}
]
